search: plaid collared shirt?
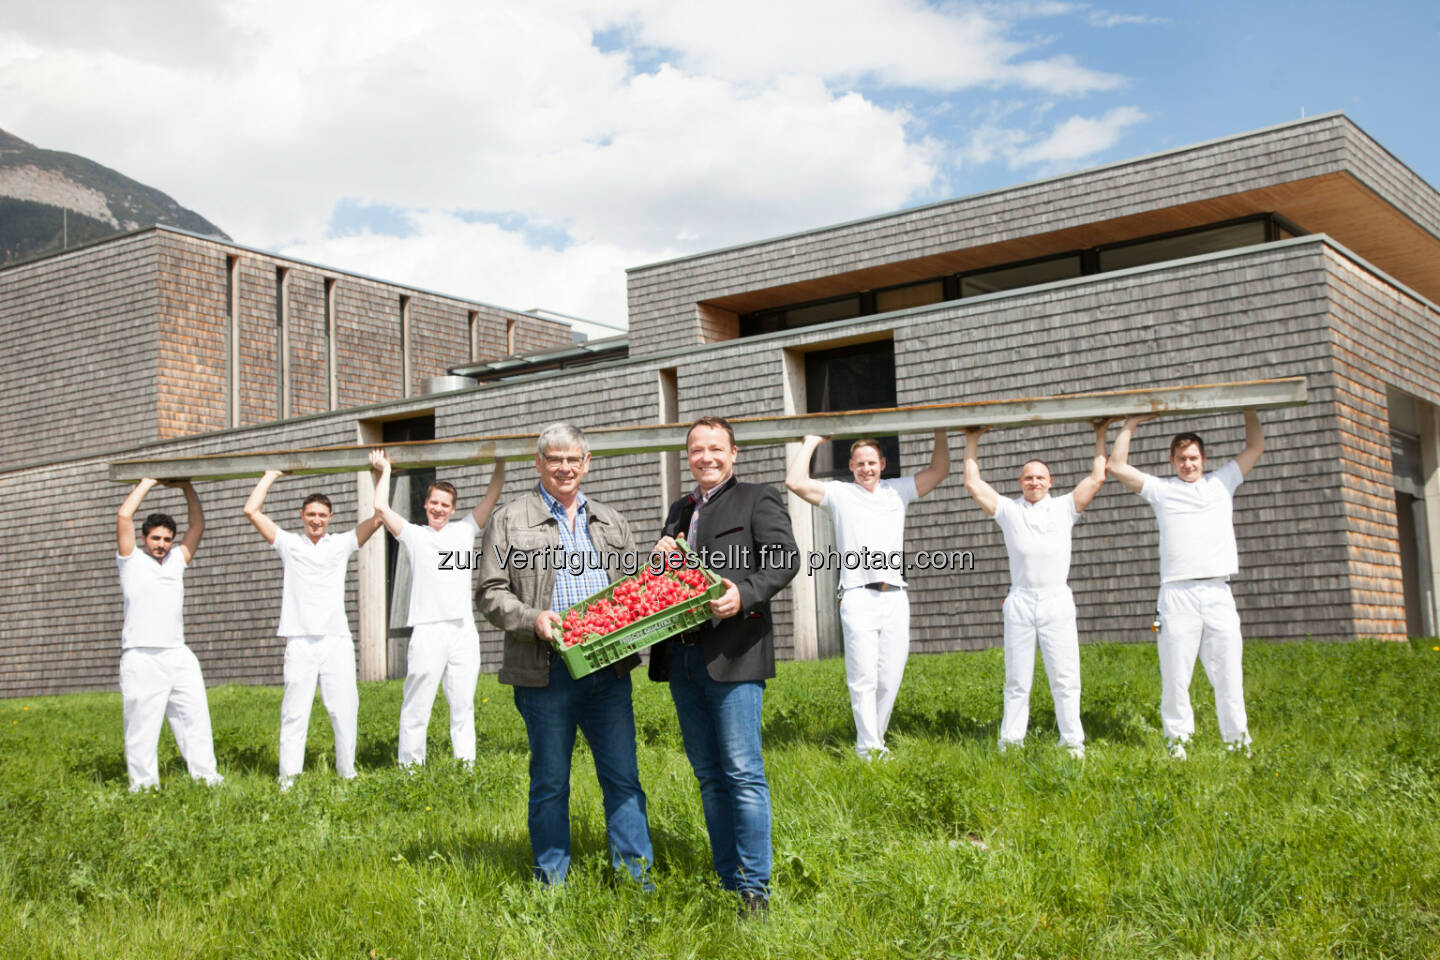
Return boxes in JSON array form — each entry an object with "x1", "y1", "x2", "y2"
[{"x1": 538, "y1": 483, "x2": 610, "y2": 614}]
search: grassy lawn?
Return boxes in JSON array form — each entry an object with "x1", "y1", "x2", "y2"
[{"x1": 1, "y1": 640, "x2": 1438, "y2": 958}]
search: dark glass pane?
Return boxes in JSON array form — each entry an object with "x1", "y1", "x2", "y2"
[
  {"x1": 1098, "y1": 220, "x2": 1268, "y2": 272},
  {"x1": 804, "y1": 341, "x2": 900, "y2": 480},
  {"x1": 960, "y1": 255, "x2": 1081, "y2": 297}
]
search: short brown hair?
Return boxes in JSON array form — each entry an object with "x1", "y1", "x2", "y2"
[
  {"x1": 687, "y1": 415, "x2": 735, "y2": 448},
  {"x1": 425, "y1": 481, "x2": 458, "y2": 505},
  {"x1": 1169, "y1": 432, "x2": 1205, "y2": 459},
  {"x1": 301, "y1": 492, "x2": 332, "y2": 513},
  {"x1": 849, "y1": 438, "x2": 884, "y2": 459}
]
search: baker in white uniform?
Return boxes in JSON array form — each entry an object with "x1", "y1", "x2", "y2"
[
  {"x1": 371, "y1": 450, "x2": 504, "y2": 767},
  {"x1": 115, "y1": 478, "x2": 223, "y2": 790},
  {"x1": 1107, "y1": 409, "x2": 1264, "y2": 759},
  {"x1": 786, "y1": 432, "x2": 949, "y2": 758},
  {"x1": 962, "y1": 420, "x2": 1115, "y2": 758},
  {"x1": 243, "y1": 466, "x2": 386, "y2": 787}
]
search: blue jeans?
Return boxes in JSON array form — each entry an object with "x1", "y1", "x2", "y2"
[
  {"x1": 512, "y1": 654, "x2": 653, "y2": 885},
  {"x1": 667, "y1": 643, "x2": 771, "y2": 896}
]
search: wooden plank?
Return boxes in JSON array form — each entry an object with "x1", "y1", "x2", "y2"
[{"x1": 108, "y1": 377, "x2": 1305, "y2": 482}]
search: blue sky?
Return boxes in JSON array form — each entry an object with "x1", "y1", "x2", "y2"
[{"x1": 2, "y1": 0, "x2": 1436, "y2": 332}]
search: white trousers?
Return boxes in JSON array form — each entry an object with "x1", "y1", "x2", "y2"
[
  {"x1": 279, "y1": 634, "x2": 359, "y2": 782},
  {"x1": 1157, "y1": 579, "x2": 1250, "y2": 746},
  {"x1": 120, "y1": 646, "x2": 223, "y2": 790},
  {"x1": 398, "y1": 620, "x2": 481, "y2": 766},
  {"x1": 1000, "y1": 586, "x2": 1084, "y2": 748},
  {"x1": 839, "y1": 586, "x2": 910, "y2": 756}
]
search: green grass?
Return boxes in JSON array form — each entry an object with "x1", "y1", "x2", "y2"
[{"x1": 2, "y1": 641, "x2": 1439, "y2": 958}]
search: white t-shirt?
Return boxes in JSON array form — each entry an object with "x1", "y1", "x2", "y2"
[
  {"x1": 1140, "y1": 460, "x2": 1244, "y2": 582},
  {"x1": 272, "y1": 528, "x2": 359, "y2": 638},
  {"x1": 117, "y1": 549, "x2": 187, "y2": 649},
  {"x1": 819, "y1": 476, "x2": 918, "y2": 589},
  {"x1": 993, "y1": 492, "x2": 1080, "y2": 590},
  {"x1": 398, "y1": 514, "x2": 480, "y2": 626}
]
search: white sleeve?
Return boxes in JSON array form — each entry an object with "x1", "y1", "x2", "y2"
[
  {"x1": 1138, "y1": 472, "x2": 1163, "y2": 505},
  {"x1": 893, "y1": 475, "x2": 919, "y2": 506},
  {"x1": 817, "y1": 481, "x2": 840, "y2": 512},
  {"x1": 1060, "y1": 492, "x2": 1080, "y2": 522},
  {"x1": 1216, "y1": 460, "x2": 1244, "y2": 495},
  {"x1": 992, "y1": 497, "x2": 1015, "y2": 530},
  {"x1": 338, "y1": 528, "x2": 360, "y2": 556}
]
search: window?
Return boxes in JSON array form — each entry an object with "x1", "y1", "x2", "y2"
[
  {"x1": 226, "y1": 255, "x2": 240, "y2": 427},
  {"x1": 875, "y1": 280, "x2": 944, "y2": 313},
  {"x1": 737, "y1": 214, "x2": 1303, "y2": 338},
  {"x1": 325, "y1": 278, "x2": 338, "y2": 411},
  {"x1": 275, "y1": 267, "x2": 289, "y2": 418},
  {"x1": 960, "y1": 255, "x2": 1081, "y2": 298},
  {"x1": 399, "y1": 295, "x2": 411, "y2": 398},
  {"x1": 804, "y1": 340, "x2": 900, "y2": 480},
  {"x1": 1098, "y1": 220, "x2": 1269, "y2": 272}
]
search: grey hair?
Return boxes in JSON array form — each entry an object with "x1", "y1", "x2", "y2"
[{"x1": 536, "y1": 422, "x2": 589, "y2": 456}]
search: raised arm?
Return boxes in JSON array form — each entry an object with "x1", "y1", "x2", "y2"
[
  {"x1": 116, "y1": 478, "x2": 159, "y2": 557},
  {"x1": 368, "y1": 449, "x2": 405, "y2": 537},
  {"x1": 1234, "y1": 408, "x2": 1264, "y2": 477},
  {"x1": 784, "y1": 435, "x2": 828, "y2": 506},
  {"x1": 1106, "y1": 415, "x2": 1154, "y2": 494},
  {"x1": 913, "y1": 429, "x2": 950, "y2": 498},
  {"x1": 169, "y1": 481, "x2": 204, "y2": 562},
  {"x1": 469, "y1": 458, "x2": 506, "y2": 526},
  {"x1": 1071, "y1": 418, "x2": 1117, "y2": 513},
  {"x1": 962, "y1": 428, "x2": 1000, "y2": 517},
  {"x1": 243, "y1": 469, "x2": 284, "y2": 545}
]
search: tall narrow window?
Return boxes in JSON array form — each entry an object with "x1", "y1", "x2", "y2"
[
  {"x1": 226, "y1": 255, "x2": 240, "y2": 427},
  {"x1": 275, "y1": 267, "x2": 290, "y2": 418},
  {"x1": 468, "y1": 310, "x2": 480, "y2": 361},
  {"x1": 506, "y1": 316, "x2": 516, "y2": 355},
  {"x1": 324, "y1": 277, "x2": 337, "y2": 411},
  {"x1": 399, "y1": 295, "x2": 412, "y2": 399},
  {"x1": 657, "y1": 368, "x2": 680, "y2": 518}
]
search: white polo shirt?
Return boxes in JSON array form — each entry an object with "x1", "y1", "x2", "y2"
[
  {"x1": 993, "y1": 492, "x2": 1080, "y2": 591},
  {"x1": 1140, "y1": 460, "x2": 1244, "y2": 582},
  {"x1": 398, "y1": 514, "x2": 480, "y2": 626},
  {"x1": 272, "y1": 528, "x2": 359, "y2": 638},
  {"x1": 117, "y1": 549, "x2": 187, "y2": 649},
  {"x1": 820, "y1": 476, "x2": 918, "y2": 589}
]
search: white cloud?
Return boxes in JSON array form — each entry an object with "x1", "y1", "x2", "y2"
[
  {"x1": 591, "y1": 0, "x2": 1124, "y2": 95},
  {"x1": 1011, "y1": 105, "x2": 1147, "y2": 166},
  {"x1": 1088, "y1": 11, "x2": 1170, "y2": 27},
  {"x1": 0, "y1": 0, "x2": 1137, "y2": 327}
]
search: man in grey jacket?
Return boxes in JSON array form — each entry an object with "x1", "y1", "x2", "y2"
[{"x1": 477, "y1": 423, "x2": 653, "y2": 887}]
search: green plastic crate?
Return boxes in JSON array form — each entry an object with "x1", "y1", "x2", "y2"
[{"x1": 554, "y1": 545, "x2": 723, "y2": 679}]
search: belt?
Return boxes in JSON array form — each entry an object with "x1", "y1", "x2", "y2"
[
  {"x1": 678, "y1": 627, "x2": 705, "y2": 645},
  {"x1": 862, "y1": 581, "x2": 904, "y2": 592}
]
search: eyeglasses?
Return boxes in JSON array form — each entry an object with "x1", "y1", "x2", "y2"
[{"x1": 542, "y1": 454, "x2": 586, "y2": 467}]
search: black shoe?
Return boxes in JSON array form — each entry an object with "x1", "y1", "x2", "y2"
[{"x1": 739, "y1": 891, "x2": 769, "y2": 920}]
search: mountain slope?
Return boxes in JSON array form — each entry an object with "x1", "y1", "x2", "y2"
[{"x1": 0, "y1": 128, "x2": 229, "y2": 266}]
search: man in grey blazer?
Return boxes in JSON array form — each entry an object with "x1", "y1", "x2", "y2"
[
  {"x1": 650, "y1": 415, "x2": 798, "y2": 917},
  {"x1": 477, "y1": 423, "x2": 653, "y2": 887}
]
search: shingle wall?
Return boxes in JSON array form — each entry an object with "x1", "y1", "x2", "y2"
[
  {"x1": 0, "y1": 232, "x2": 160, "y2": 466},
  {"x1": 1323, "y1": 246, "x2": 1440, "y2": 639},
  {"x1": 156, "y1": 235, "x2": 229, "y2": 437}
]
